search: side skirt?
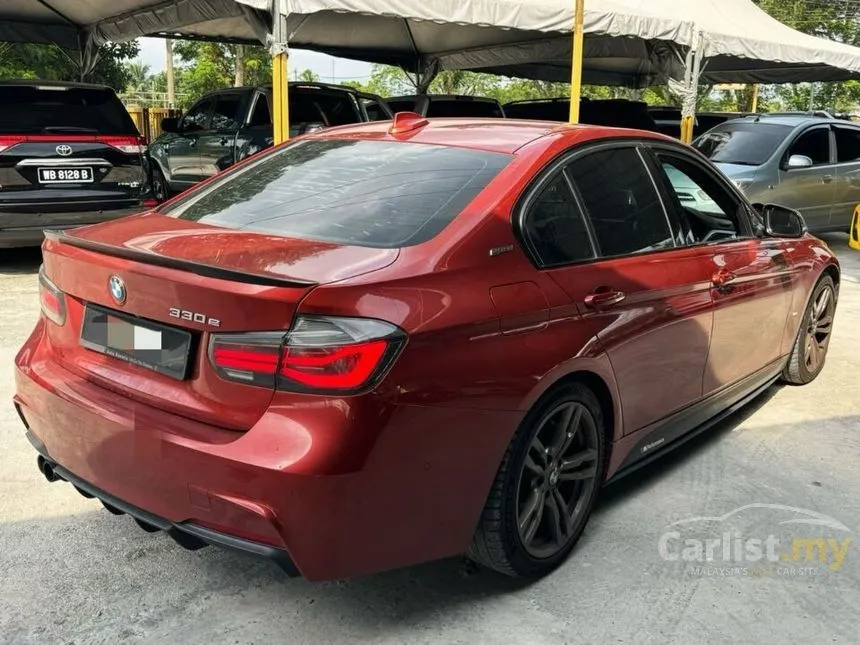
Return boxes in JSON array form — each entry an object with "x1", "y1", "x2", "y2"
[{"x1": 605, "y1": 358, "x2": 784, "y2": 485}]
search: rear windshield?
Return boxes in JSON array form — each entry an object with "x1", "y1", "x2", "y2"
[
  {"x1": 0, "y1": 86, "x2": 138, "y2": 135},
  {"x1": 694, "y1": 122, "x2": 792, "y2": 166},
  {"x1": 163, "y1": 139, "x2": 511, "y2": 248},
  {"x1": 426, "y1": 99, "x2": 504, "y2": 118}
]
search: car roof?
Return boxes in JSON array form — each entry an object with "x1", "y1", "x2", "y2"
[
  {"x1": 390, "y1": 94, "x2": 502, "y2": 103},
  {"x1": 732, "y1": 114, "x2": 838, "y2": 127},
  {"x1": 308, "y1": 118, "x2": 666, "y2": 155},
  {"x1": 0, "y1": 79, "x2": 115, "y2": 91}
]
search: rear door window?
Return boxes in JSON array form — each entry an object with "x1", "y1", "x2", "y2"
[
  {"x1": 565, "y1": 147, "x2": 675, "y2": 257},
  {"x1": 0, "y1": 85, "x2": 138, "y2": 135},
  {"x1": 834, "y1": 127, "x2": 860, "y2": 163},
  {"x1": 163, "y1": 139, "x2": 512, "y2": 248}
]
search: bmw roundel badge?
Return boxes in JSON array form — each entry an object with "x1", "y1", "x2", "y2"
[{"x1": 108, "y1": 275, "x2": 127, "y2": 305}]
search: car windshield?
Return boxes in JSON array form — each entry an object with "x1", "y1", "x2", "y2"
[
  {"x1": 694, "y1": 122, "x2": 792, "y2": 166},
  {"x1": 0, "y1": 85, "x2": 138, "y2": 135},
  {"x1": 162, "y1": 139, "x2": 512, "y2": 248}
]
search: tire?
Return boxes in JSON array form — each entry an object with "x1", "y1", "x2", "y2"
[
  {"x1": 151, "y1": 165, "x2": 170, "y2": 204},
  {"x1": 782, "y1": 275, "x2": 837, "y2": 385},
  {"x1": 467, "y1": 382, "x2": 606, "y2": 577}
]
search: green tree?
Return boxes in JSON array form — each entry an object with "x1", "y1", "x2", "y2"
[{"x1": 0, "y1": 41, "x2": 140, "y2": 89}]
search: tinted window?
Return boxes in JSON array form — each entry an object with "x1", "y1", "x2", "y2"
[
  {"x1": 426, "y1": 99, "x2": 504, "y2": 118},
  {"x1": 211, "y1": 94, "x2": 243, "y2": 130},
  {"x1": 835, "y1": 127, "x2": 860, "y2": 163},
  {"x1": 387, "y1": 99, "x2": 418, "y2": 113},
  {"x1": 659, "y1": 156, "x2": 741, "y2": 245},
  {"x1": 504, "y1": 101, "x2": 569, "y2": 121},
  {"x1": 249, "y1": 94, "x2": 270, "y2": 126},
  {"x1": 289, "y1": 90, "x2": 362, "y2": 128},
  {"x1": 164, "y1": 139, "x2": 511, "y2": 248},
  {"x1": 182, "y1": 99, "x2": 213, "y2": 131},
  {"x1": 361, "y1": 97, "x2": 390, "y2": 121},
  {"x1": 566, "y1": 148, "x2": 673, "y2": 257},
  {"x1": 0, "y1": 85, "x2": 138, "y2": 135},
  {"x1": 788, "y1": 128, "x2": 830, "y2": 165},
  {"x1": 523, "y1": 173, "x2": 595, "y2": 266},
  {"x1": 695, "y1": 122, "x2": 792, "y2": 166}
]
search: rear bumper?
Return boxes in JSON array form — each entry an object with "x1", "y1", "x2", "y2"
[
  {"x1": 14, "y1": 320, "x2": 519, "y2": 580},
  {"x1": 27, "y1": 431, "x2": 298, "y2": 575},
  {"x1": 0, "y1": 206, "x2": 145, "y2": 248}
]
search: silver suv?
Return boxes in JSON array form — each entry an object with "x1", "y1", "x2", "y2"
[{"x1": 694, "y1": 115, "x2": 860, "y2": 232}]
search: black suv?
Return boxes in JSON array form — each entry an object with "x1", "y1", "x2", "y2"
[
  {"x1": 386, "y1": 94, "x2": 506, "y2": 118},
  {"x1": 504, "y1": 97, "x2": 659, "y2": 132},
  {"x1": 148, "y1": 82, "x2": 392, "y2": 200},
  {"x1": 0, "y1": 81, "x2": 150, "y2": 248}
]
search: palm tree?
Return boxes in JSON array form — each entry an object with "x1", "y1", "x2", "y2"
[{"x1": 125, "y1": 60, "x2": 151, "y2": 93}]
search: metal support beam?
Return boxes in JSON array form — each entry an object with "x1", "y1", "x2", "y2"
[
  {"x1": 568, "y1": 0, "x2": 585, "y2": 123},
  {"x1": 680, "y1": 30, "x2": 704, "y2": 144},
  {"x1": 271, "y1": 0, "x2": 290, "y2": 144}
]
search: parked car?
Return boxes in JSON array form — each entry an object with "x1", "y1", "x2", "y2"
[
  {"x1": 147, "y1": 82, "x2": 392, "y2": 201},
  {"x1": 386, "y1": 94, "x2": 506, "y2": 118},
  {"x1": 648, "y1": 106, "x2": 754, "y2": 139},
  {"x1": 0, "y1": 81, "x2": 152, "y2": 248},
  {"x1": 17, "y1": 115, "x2": 839, "y2": 581},
  {"x1": 505, "y1": 98, "x2": 659, "y2": 132},
  {"x1": 694, "y1": 114, "x2": 860, "y2": 232}
]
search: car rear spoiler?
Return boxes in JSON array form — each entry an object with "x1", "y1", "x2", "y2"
[{"x1": 43, "y1": 230, "x2": 316, "y2": 289}]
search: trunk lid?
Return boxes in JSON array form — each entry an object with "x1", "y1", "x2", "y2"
[{"x1": 40, "y1": 212, "x2": 399, "y2": 431}]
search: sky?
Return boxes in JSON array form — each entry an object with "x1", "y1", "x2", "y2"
[{"x1": 138, "y1": 37, "x2": 373, "y2": 83}]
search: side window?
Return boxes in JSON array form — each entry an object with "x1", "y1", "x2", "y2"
[
  {"x1": 787, "y1": 128, "x2": 830, "y2": 166},
  {"x1": 834, "y1": 127, "x2": 860, "y2": 163},
  {"x1": 657, "y1": 154, "x2": 742, "y2": 245},
  {"x1": 249, "y1": 94, "x2": 271, "y2": 127},
  {"x1": 210, "y1": 94, "x2": 243, "y2": 130},
  {"x1": 181, "y1": 98, "x2": 213, "y2": 131},
  {"x1": 522, "y1": 173, "x2": 595, "y2": 267},
  {"x1": 566, "y1": 148, "x2": 674, "y2": 258},
  {"x1": 362, "y1": 98, "x2": 390, "y2": 122}
]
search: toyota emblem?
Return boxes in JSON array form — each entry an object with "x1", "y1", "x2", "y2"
[
  {"x1": 108, "y1": 275, "x2": 127, "y2": 305},
  {"x1": 56, "y1": 145, "x2": 72, "y2": 157}
]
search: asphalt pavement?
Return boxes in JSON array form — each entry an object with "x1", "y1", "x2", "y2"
[{"x1": 1, "y1": 234, "x2": 859, "y2": 644}]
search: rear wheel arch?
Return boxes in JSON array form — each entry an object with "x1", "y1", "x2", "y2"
[{"x1": 528, "y1": 370, "x2": 618, "y2": 465}]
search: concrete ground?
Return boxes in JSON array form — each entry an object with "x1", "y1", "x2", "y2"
[{"x1": 1, "y1": 234, "x2": 858, "y2": 644}]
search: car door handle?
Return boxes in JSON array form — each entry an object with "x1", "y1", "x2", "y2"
[
  {"x1": 822, "y1": 175, "x2": 834, "y2": 184},
  {"x1": 712, "y1": 269, "x2": 737, "y2": 288},
  {"x1": 584, "y1": 289, "x2": 627, "y2": 309}
]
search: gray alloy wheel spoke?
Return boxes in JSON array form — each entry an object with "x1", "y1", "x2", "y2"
[
  {"x1": 549, "y1": 404, "x2": 577, "y2": 456},
  {"x1": 806, "y1": 336, "x2": 822, "y2": 370},
  {"x1": 816, "y1": 315, "x2": 834, "y2": 334},
  {"x1": 531, "y1": 436, "x2": 549, "y2": 466},
  {"x1": 553, "y1": 489, "x2": 574, "y2": 538},
  {"x1": 814, "y1": 288, "x2": 831, "y2": 319},
  {"x1": 544, "y1": 492, "x2": 566, "y2": 545},
  {"x1": 559, "y1": 449, "x2": 598, "y2": 481},
  {"x1": 519, "y1": 489, "x2": 545, "y2": 546},
  {"x1": 524, "y1": 452, "x2": 545, "y2": 477}
]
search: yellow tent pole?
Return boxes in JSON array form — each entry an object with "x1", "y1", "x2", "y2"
[
  {"x1": 272, "y1": 50, "x2": 290, "y2": 144},
  {"x1": 568, "y1": 0, "x2": 585, "y2": 123}
]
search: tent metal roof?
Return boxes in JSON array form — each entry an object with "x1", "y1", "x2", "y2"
[{"x1": 3, "y1": 0, "x2": 860, "y2": 86}]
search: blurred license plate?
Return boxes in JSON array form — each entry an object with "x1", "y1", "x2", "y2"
[
  {"x1": 38, "y1": 167, "x2": 94, "y2": 183},
  {"x1": 80, "y1": 305, "x2": 192, "y2": 380}
]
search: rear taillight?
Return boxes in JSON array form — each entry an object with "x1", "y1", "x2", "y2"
[
  {"x1": 0, "y1": 136, "x2": 25, "y2": 153},
  {"x1": 209, "y1": 315, "x2": 405, "y2": 394},
  {"x1": 99, "y1": 135, "x2": 147, "y2": 154},
  {"x1": 38, "y1": 267, "x2": 66, "y2": 326}
]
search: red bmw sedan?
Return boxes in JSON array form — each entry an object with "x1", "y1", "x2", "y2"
[{"x1": 15, "y1": 114, "x2": 839, "y2": 581}]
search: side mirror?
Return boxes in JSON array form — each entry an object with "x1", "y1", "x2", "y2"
[
  {"x1": 161, "y1": 117, "x2": 180, "y2": 133},
  {"x1": 787, "y1": 154, "x2": 814, "y2": 169},
  {"x1": 763, "y1": 204, "x2": 807, "y2": 238}
]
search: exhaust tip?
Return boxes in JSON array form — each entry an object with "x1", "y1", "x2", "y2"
[{"x1": 37, "y1": 456, "x2": 60, "y2": 483}]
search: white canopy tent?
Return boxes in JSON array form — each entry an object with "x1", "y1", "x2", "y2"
[
  {"x1": 4, "y1": 0, "x2": 860, "y2": 84},
  {"x1": 4, "y1": 0, "x2": 860, "y2": 141}
]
